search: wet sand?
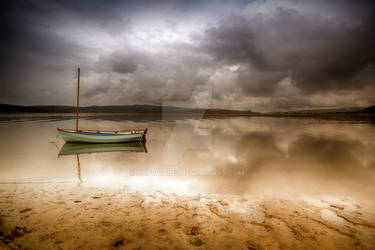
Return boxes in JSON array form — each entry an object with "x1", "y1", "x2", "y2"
[{"x1": 1, "y1": 183, "x2": 374, "y2": 249}]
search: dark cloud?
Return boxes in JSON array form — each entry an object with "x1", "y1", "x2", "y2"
[
  {"x1": 0, "y1": 1, "x2": 96, "y2": 104},
  {"x1": 0, "y1": 0, "x2": 374, "y2": 109},
  {"x1": 237, "y1": 66, "x2": 287, "y2": 96},
  {"x1": 96, "y1": 50, "x2": 150, "y2": 74},
  {"x1": 199, "y1": 0, "x2": 375, "y2": 96}
]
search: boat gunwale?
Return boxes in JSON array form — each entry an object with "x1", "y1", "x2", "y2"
[{"x1": 58, "y1": 128, "x2": 147, "y2": 136}]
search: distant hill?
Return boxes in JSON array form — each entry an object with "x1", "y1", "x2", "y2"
[
  {"x1": 0, "y1": 104, "x2": 76, "y2": 113},
  {"x1": 285, "y1": 107, "x2": 363, "y2": 114},
  {"x1": 361, "y1": 105, "x2": 375, "y2": 113},
  {"x1": 0, "y1": 104, "x2": 253, "y2": 114}
]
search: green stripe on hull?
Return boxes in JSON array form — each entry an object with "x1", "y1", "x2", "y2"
[
  {"x1": 58, "y1": 130, "x2": 143, "y2": 143},
  {"x1": 59, "y1": 142, "x2": 144, "y2": 155}
]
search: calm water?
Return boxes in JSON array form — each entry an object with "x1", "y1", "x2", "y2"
[{"x1": 0, "y1": 114, "x2": 374, "y2": 202}]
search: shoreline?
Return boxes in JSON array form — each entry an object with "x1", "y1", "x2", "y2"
[{"x1": 0, "y1": 112, "x2": 374, "y2": 123}]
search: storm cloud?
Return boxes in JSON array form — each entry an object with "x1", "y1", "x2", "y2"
[
  {"x1": 0, "y1": 0, "x2": 374, "y2": 110},
  {"x1": 200, "y1": 1, "x2": 375, "y2": 95}
]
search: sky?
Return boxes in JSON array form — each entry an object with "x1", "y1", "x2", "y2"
[{"x1": 1, "y1": 0, "x2": 374, "y2": 111}]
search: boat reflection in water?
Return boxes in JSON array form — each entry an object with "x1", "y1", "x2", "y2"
[
  {"x1": 59, "y1": 141, "x2": 147, "y2": 156},
  {"x1": 58, "y1": 142, "x2": 147, "y2": 183}
]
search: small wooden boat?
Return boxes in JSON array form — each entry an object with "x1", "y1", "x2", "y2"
[
  {"x1": 57, "y1": 68, "x2": 147, "y2": 143},
  {"x1": 58, "y1": 141, "x2": 147, "y2": 155},
  {"x1": 58, "y1": 128, "x2": 147, "y2": 143}
]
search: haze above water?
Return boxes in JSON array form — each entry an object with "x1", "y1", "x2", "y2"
[{"x1": 0, "y1": 114, "x2": 374, "y2": 203}]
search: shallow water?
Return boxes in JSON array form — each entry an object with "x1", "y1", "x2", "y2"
[{"x1": 0, "y1": 114, "x2": 374, "y2": 203}]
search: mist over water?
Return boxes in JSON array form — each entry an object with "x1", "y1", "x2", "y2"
[{"x1": 0, "y1": 114, "x2": 374, "y2": 203}]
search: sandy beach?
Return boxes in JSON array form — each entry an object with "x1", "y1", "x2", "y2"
[{"x1": 1, "y1": 183, "x2": 374, "y2": 249}]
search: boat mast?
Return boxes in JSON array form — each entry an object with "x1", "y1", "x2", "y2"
[{"x1": 76, "y1": 68, "x2": 80, "y2": 132}]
